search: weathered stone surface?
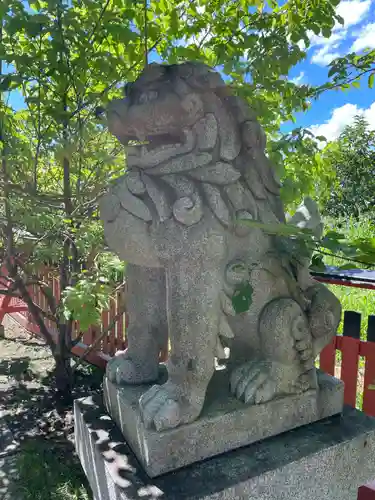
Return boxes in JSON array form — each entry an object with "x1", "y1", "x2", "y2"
[
  {"x1": 75, "y1": 395, "x2": 375, "y2": 500},
  {"x1": 103, "y1": 370, "x2": 343, "y2": 477},
  {"x1": 100, "y1": 62, "x2": 342, "y2": 433}
]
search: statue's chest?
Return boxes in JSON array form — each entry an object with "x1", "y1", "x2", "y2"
[{"x1": 149, "y1": 217, "x2": 226, "y2": 264}]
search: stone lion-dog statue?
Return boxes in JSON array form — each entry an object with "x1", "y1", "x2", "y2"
[{"x1": 100, "y1": 62, "x2": 341, "y2": 432}]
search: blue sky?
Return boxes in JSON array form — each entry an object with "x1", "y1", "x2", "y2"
[
  {"x1": 286, "y1": 0, "x2": 375, "y2": 139},
  {"x1": 6, "y1": 0, "x2": 375, "y2": 140}
]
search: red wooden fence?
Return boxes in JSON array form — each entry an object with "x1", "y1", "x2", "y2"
[
  {"x1": 359, "y1": 482, "x2": 375, "y2": 500},
  {"x1": 0, "y1": 266, "x2": 127, "y2": 369},
  {"x1": 2, "y1": 266, "x2": 375, "y2": 415},
  {"x1": 319, "y1": 310, "x2": 375, "y2": 416}
]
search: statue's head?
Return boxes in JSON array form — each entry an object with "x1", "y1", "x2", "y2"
[
  {"x1": 102, "y1": 61, "x2": 285, "y2": 247},
  {"x1": 106, "y1": 62, "x2": 266, "y2": 172}
]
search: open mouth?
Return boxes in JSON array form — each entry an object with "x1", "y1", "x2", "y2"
[{"x1": 125, "y1": 132, "x2": 184, "y2": 151}]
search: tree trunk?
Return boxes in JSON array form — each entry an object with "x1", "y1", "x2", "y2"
[{"x1": 53, "y1": 324, "x2": 73, "y2": 401}]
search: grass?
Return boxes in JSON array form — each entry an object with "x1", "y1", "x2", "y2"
[
  {"x1": 321, "y1": 216, "x2": 375, "y2": 340},
  {"x1": 15, "y1": 440, "x2": 91, "y2": 500},
  {"x1": 328, "y1": 285, "x2": 375, "y2": 339}
]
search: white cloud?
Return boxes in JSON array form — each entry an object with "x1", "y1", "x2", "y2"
[
  {"x1": 290, "y1": 71, "x2": 306, "y2": 85},
  {"x1": 309, "y1": 0, "x2": 371, "y2": 65},
  {"x1": 311, "y1": 46, "x2": 341, "y2": 65},
  {"x1": 309, "y1": 32, "x2": 343, "y2": 66},
  {"x1": 309, "y1": 31, "x2": 345, "y2": 48},
  {"x1": 310, "y1": 101, "x2": 375, "y2": 142},
  {"x1": 350, "y1": 22, "x2": 375, "y2": 51},
  {"x1": 335, "y1": 0, "x2": 371, "y2": 29}
]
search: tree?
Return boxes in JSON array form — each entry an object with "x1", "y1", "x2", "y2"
[
  {"x1": 0, "y1": 0, "x2": 345, "y2": 396},
  {"x1": 270, "y1": 127, "x2": 336, "y2": 210},
  {"x1": 322, "y1": 116, "x2": 375, "y2": 219},
  {"x1": 316, "y1": 50, "x2": 375, "y2": 95}
]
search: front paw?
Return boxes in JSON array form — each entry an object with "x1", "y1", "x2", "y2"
[
  {"x1": 106, "y1": 351, "x2": 159, "y2": 385},
  {"x1": 139, "y1": 384, "x2": 182, "y2": 431},
  {"x1": 139, "y1": 382, "x2": 203, "y2": 431}
]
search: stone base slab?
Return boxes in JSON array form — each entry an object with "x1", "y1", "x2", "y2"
[
  {"x1": 75, "y1": 395, "x2": 375, "y2": 500},
  {"x1": 103, "y1": 369, "x2": 344, "y2": 477}
]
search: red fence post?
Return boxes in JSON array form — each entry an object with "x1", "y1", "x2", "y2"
[
  {"x1": 362, "y1": 316, "x2": 375, "y2": 416},
  {"x1": 340, "y1": 311, "x2": 361, "y2": 408},
  {"x1": 319, "y1": 339, "x2": 336, "y2": 375},
  {"x1": 358, "y1": 482, "x2": 375, "y2": 499}
]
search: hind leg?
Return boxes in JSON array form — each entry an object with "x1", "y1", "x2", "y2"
[
  {"x1": 106, "y1": 264, "x2": 168, "y2": 385},
  {"x1": 231, "y1": 298, "x2": 317, "y2": 404}
]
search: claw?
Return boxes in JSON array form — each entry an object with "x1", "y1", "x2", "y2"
[
  {"x1": 139, "y1": 384, "x2": 161, "y2": 408},
  {"x1": 254, "y1": 379, "x2": 274, "y2": 404},
  {"x1": 244, "y1": 371, "x2": 268, "y2": 404},
  {"x1": 154, "y1": 399, "x2": 180, "y2": 431},
  {"x1": 140, "y1": 386, "x2": 170, "y2": 429},
  {"x1": 230, "y1": 361, "x2": 256, "y2": 394},
  {"x1": 236, "y1": 368, "x2": 261, "y2": 401},
  {"x1": 139, "y1": 384, "x2": 186, "y2": 430}
]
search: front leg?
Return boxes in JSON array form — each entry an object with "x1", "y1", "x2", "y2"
[
  {"x1": 139, "y1": 250, "x2": 222, "y2": 431},
  {"x1": 106, "y1": 264, "x2": 168, "y2": 385}
]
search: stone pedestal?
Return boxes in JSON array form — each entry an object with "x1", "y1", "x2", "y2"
[
  {"x1": 103, "y1": 370, "x2": 344, "y2": 477},
  {"x1": 75, "y1": 395, "x2": 375, "y2": 500}
]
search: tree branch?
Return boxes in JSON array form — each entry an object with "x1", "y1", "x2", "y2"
[
  {"x1": 87, "y1": 0, "x2": 111, "y2": 47},
  {"x1": 313, "y1": 68, "x2": 374, "y2": 96},
  {"x1": 72, "y1": 305, "x2": 127, "y2": 372}
]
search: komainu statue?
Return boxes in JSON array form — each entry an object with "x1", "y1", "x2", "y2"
[{"x1": 100, "y1": 62, "x2": 341, "y2": 432}]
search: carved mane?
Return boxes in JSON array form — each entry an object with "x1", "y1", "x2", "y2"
[{"x1": 109, "y1": 62, "x2": 285, "y2": 233}]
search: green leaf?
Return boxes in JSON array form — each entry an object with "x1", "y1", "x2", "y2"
[
  {"x1": 338, "y1": 264, "x2": 359, "y2": 270},
  {"x1": 238, "y1": 219, "x2": 314, "y2": 240},
  {"x1": 29, "y1": 14, "x2": 50, "y2": 23},
  {"x1": 368, "y1": 73, "x2": 374, "y2": 89},
  {"x1": 310, "y1": 254, "x2": 326, "y2": 271},
  {"x1": 170, "y1": 9, "x2": 179, "y2": 34},
  {"x1": 324, "y1": 231, "x2": 346, "y2": 240},
  {"x1": 336, "y1": 14, "x2": 344, "y2": 25},
  {"x1": 0, "y1": 75, "x2": 12, "y2": 91},
  {"x1": 328, "y1": 66, "x2": 337, "y2": 78},
  {"x1": 232, "y1": 282, "x2": 253, "y2": 314}
]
